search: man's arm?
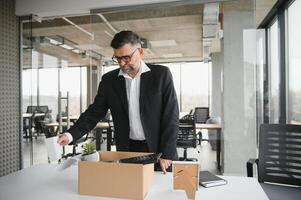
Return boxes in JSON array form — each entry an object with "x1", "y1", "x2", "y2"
[
  {"x1": 61, "y1": 80, "x2": 109, "y2": 144},
  {"x1": 159, "y1": 68, "x2": 179, "y2": 160}
]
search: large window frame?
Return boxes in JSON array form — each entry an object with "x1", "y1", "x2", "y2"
[{"x1": 259, "y1": 0, "x2": 296, "y2": 124}]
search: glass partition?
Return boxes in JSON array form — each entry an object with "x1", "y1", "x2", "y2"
[
  {"x1": 287, "y1": 0, "x2": 301, "y2": 124},
  {"x1": 21, "y1": 15, "x2": 90, "y2": 168}
]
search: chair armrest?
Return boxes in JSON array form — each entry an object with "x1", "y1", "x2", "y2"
[{"x1": 247, "y1": 158, "x2": 258, "y2": 177}]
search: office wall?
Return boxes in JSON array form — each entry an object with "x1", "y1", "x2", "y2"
[
  {"x1": 222, "y1": 0, "x2": 257, "y2": 175},
  {"x1": 0, "y1": 0, "x2": 21, "y2": 176}
]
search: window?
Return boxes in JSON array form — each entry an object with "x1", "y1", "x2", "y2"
[
  {"x1": 165, "y1": 62, "x2": 209, "y2": 113},
  {"x1": 181, "y1": 62, "x2": 209, "y2": 112},
  {"x1": 268, "y1": 19, "x2": 280, "y2": 123},
  {"x1": 287, "y1": 0, "x2": 301, "y2": 124},
  {"x1": 22, "y1": 68, "x2": 38, "y2": 112},
  {"x1": 60, "y1": 67, "x2": 87, "y2": 116},
  {"x1": 39, "y1": 68, "x2": 58, "y2": 117}
]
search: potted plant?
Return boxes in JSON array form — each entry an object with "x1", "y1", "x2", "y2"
[{"x1": 81, "y1": 142, "x2": 99, "y2": 161}]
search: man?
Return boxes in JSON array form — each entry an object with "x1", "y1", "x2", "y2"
[{"x1": 58, "y1": 30, "x2": 179, "y2": 173}]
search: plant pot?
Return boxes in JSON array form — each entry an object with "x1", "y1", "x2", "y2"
[{"x1": 82, "y1": 151, "x2": 100, "y2": 161}]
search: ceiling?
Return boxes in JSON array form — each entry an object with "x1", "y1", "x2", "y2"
[
  {"x1": 21, "y1": 0, "x2": 278, "y2": 68},
  {"x1": 23, "y1": 3, "x2": 222, "y2": 68}
]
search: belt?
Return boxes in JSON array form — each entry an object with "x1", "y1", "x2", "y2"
[{"x1": 129, "y1": 139, "x2": 147, "y2": 144}]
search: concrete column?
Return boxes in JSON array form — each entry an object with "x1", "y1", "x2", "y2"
[
  {"x1": 210, "y1": 53, "x2": 223, "y2": 120},
  {"x1": 222, "y1": 0, "x2": 257, "y2": 175}
]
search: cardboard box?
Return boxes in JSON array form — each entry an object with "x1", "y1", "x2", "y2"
[{"x1": 78, "y1": 151, "x2": 154, "y2": 199}]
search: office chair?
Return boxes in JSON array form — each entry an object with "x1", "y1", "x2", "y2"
[
  {"x1": 177, "y1": 114, "x2": 198, "y2": 161},
  {"x1": 194, "y1": 107, "x2": 209, "y2": 123},
  {"x1": 247, "y1": 124, "x2": 301, "y2": 200},
  {"x1": 34, "y1": 105, "x2": 49, "y2": 137},
  {"x1": 26, "y1": 105, "x2": 37, "y2": 114},
  {"x1": 194, "y1": 107, "x2": 210, "y2": 144},
  {"x1": 23, "y1": 106, "x2": 38, "y2": 138}
]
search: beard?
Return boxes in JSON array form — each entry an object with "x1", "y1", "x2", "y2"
[{"x1": 121, "y1": 65, "x2": 135, "y2": 74}]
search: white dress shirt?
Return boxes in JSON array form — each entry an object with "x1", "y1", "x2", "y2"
[
  {"x1": 66, "y1": 60, "x2": 150, "y2": 143},
  {"x1": 118, "y1": 60, "x2": 150, "y2": 140}
]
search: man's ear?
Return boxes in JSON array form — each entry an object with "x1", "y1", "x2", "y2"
[{"x1": 139, "y1": 48, "x2": 144, "y2": 59}]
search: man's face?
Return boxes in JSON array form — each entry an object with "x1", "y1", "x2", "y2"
[{"x1": 113, "y1": 44, "x2": 144, "y2": 75}]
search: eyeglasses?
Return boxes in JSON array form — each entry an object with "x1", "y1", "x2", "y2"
[{"x1": 112, "y1": 48, "x2": 138, "y2": 63}]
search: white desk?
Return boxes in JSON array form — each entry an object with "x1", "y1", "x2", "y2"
[{"x1": 0, "y1": 164, "x2": 268, "y2": 200}]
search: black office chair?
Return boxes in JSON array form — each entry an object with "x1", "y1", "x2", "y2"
[
  {"x1": 247, "y1": 124, "x2": 301, "y2": 200},
  {"x1": 193, "y1": 107, "x2": 210, "y2": 145},
  {"x1": 34, "y1": 105, "x2": 49, "y2": 137},
  {"x1": 194, "y1": 107, "x2": 209, "y2": 123},
  {"x1": 177, "y1": 114, "x2": 198, "y2": 161},
  {"x1": 23, "y1": 106, "x2": 38, "y2": 138},
  {"x1": 26, "y1": 105, "x2": 37, "y2": 114}
]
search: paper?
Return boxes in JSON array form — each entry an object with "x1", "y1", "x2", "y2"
[
  {"x1": 45, "y1": 136, "x2": 63, "y2": 162},
  {"x1": 58, "y1": 156, "x2": 81, "y2": 171}
]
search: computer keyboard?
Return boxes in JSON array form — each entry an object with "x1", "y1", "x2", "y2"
[{"x1": 118, "y1": 153, "x2": 162, "y2": 164}]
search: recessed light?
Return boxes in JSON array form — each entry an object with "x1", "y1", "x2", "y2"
[
  {"x1": 60, "y1": 44, "x2": 74, "y2": 50},
  {"x1": 149, "y1": 40, "x2": 177, "y2": 47}
]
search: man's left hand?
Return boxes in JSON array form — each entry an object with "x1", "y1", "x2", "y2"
[{"x1": 159, "y1": 159, "x2": 172, "y2": 174}]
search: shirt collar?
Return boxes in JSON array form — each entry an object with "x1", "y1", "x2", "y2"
[{"x1": 118, "y1": 60, "x2": 150, "y2": 79}]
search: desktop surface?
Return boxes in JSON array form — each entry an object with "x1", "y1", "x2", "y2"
[{"x1": 0, "y1": 164, "x2": 268, "y2": 200}]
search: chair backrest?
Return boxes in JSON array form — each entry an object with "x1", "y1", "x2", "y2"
[
  {"x1": 194, "y1": 107, "x2": 209, "y2": 123},
  {"x1": 177, "y1": 118, "x2": 197, "y2": 148},
  {"x1": 26, "y1": 105, "x2": 49, "y2": 114},
  {"x1": 26, "y1": 106, "x2": 37, "y2": 113},
  {"x1": 37, "y1": 106, "x2": 49, "y2": 113},
  {"x1": 258, "y1": 124, "x2": 301, "y2": 186}
]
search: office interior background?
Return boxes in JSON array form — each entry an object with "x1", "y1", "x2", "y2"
[{"x1": 1, "y1": 0, "x2": 301, "y2": 178}]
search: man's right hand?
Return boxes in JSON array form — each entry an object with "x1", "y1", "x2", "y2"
[{"x1": 57, "y1": 134, "x2": 69, "y2": 146}]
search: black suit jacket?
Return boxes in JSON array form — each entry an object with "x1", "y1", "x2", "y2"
[{"x1": 67, "y1": 64, "x2": 179, "y2": 160}]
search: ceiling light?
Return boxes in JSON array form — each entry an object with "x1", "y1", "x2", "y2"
[
  {"x1": 60, "y1": 44, "x2": 74, "y2": 50},
  {"x1": 48, "y1": 38, "x2": 62, "y2": 45},
  {"x1": 150, "y1": 40, "x2": 177, "y2": 47},
  {"x1": 76, "y1": 44, "x2": 103, "y2": 50},
  {"x1": 72, "y1": 49, "x2": 81, "y2": 54}
]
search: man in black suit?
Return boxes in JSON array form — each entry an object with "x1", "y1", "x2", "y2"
[{"x1": 58, "y1": 30, "x2": 179, "y2": 173}]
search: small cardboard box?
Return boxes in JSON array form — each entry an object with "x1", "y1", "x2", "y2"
[{"x1": 78, "y1": 151, "x2": 154, "y2": 199}]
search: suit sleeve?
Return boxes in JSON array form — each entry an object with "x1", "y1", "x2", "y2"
[
  {"x1": 67, "y1": 80, "x2": 108, "y2": 143},
  {"x1": 159, "y1": 68, "x2": 179, "y2": 160}
]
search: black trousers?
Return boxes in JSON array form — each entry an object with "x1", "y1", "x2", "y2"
[{"x1": 129, "y1": 139, "x2": 172, "y2": 172}]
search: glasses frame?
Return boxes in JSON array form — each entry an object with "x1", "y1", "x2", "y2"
[{"x1": 112, "y1": 48, "x2": 139, "y2": 63}]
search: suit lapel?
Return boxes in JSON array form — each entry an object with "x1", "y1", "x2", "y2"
[{"x1": 113, "y1": 75, "x2": 128, "y2": 115}]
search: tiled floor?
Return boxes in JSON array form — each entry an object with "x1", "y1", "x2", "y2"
[{"x1": 22, "y1": 131, "x2": 219, "y2": 174}]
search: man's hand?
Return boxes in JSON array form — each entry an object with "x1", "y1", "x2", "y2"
[
  {"x1": 57, "y1": 133, "x2": 69, "y2": 146},
  {"x1": 159, "y1": 159, "x2": 172, "y2": 174}
]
